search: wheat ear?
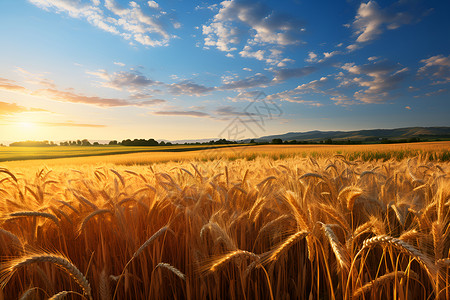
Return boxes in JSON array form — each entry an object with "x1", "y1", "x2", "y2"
[
  {"x1": 48, "y1": 291, "x2": 69, "y2": 299},
  {"x1": 156, "y1": 263, "x2": 186, "y2": 281},
  {"x1": 99, "y1": 268, "x2": 111, "y2": 300},
  {"x1": 8, "y1": 211, "x2": 60, "y2": 227},
  {"x1": 18, "y1": 287, "x2": 37, "y2": 300},
  {"x1": 266, "y1": 231, "x2": 309, "y2": 263},
  {"x1": 0, "y1": 254, "x2": 92, "y2": 300},
  {"x1": 352, "y1": 271, "x2": 419, "y2": 298},
  {"x1": 320, "y1": 223, "x2": 350, "y2": 271},
  {"x1": 210, "y1": 250, "x2": 260, "y2": 272},
  {"x1": 360, "y1": 235, "x2": 437, "y2": 280},
  {"x1": 133, "y1": 226, "x2": 174, "y2": 258},
  {"x1": 77, "y1": 209, "x2": 112, "y2": 235}
]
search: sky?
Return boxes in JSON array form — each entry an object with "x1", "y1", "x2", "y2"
[{"x1": 0, "y1": 0, "x2": 449, "y2": 142}]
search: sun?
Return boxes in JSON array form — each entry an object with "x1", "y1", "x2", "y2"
[{"x1": 18, "y1": 122, "x2": 35, "y2": 129}]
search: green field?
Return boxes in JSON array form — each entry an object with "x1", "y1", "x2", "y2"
[{"x1": 0, "y1": 144, "x2": 242, "y2": 162}]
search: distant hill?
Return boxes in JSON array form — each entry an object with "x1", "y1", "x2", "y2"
[{"x1": 254, "y1": 127, "x2": 450, "y2": 142}]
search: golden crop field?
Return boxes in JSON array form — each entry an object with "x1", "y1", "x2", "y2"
[
  {"x1": 1, "y1": 143, "x2": 450, "y2": 299},
  {"x1": 2, "y1": 141, "x2": 450, "y2": 169}
]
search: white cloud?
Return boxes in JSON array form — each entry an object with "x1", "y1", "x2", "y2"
[
  {"x1": 317, "y1": 51, "x2": 341, "y2": 63},
  {"x1": 265, "y1": 76, "x2": 332, "y2": 107},
  {"x1": 87, "y1": 69, "x2": 160, "y2": 91},
  {"x1": 273, "y1": 66, "x2": 317, "y2": 81},
  {"x1": 202, "y1": 0, "x2": 302, "y2": 64},
  {"x1": 277, "y1": 58, "x2": 295, "y2": 67},
  {"x1": 346, "y1": 44, "x2": 360, "y2": 52},
  {"x1": 266, "y1": 89, "x2": 323, "y2": 106},
  {"x1": 239, "y1": 46, "x2": 265, "y2": 61},
  {"x1": 195, "y1": 4, "x2": 218, "y2": 11},
  {"x1": 202, "y1": 21, "x2": 240, "y2": 52},
  {"x1": 148, "y1": 1, "x2": 159, "y2": 9},
  {"x1": 113, "y1": 61, "x2": 125, "y2": 67},
  {"x1": 243, "y1": 67, "x2": 252, "y2": 71},
  {"x1": 238, "y1": 46, "x2": 288, "y2": 65},
  {"x1": 29, "y1": 0, "x2": 173, "y2": 47},
  {"x1": 351, "y1": 0, "x2": 414, "y2": 45},
  {"x1": 295, "y1": 77, "x2": 328, "y2": 91},
  {"x1": 305, "y1": 52, "x2": 317, "y2": 63},
  {"x1": 219, "y1": 73, "x2": 271, "y2": 90},
  {"x1": 423, "y1": 88, "x2": 448, "y2": 97},
  {"x1": 323, "y1": 51, "x2": 339, "y2": 59},
  {"x1": 330, "y1": 95, "x2": 356, "y2": 106},
  {"x1": 339, "y1": 61, "x2": 409, "y2": 103},
  {"x1": 167, "y1": 80, "x2": 215, "y2": 95},
  {"x1": 418, "y1": 54, "x2": 450, "y2": 84}
]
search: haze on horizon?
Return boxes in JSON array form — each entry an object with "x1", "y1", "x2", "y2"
[{"x1": 0, "y1": 0, "x2": 449, "y2": 142}]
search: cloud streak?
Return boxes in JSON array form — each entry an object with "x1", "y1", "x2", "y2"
[
  {"x1": 0, "y1": 77, "x2": 165, "y2": 107},
  {"x1": 220, "y1": 73, "x2": 271, "y2": 90},
  {"x1": 273, "y1": 66, "x2": 316, "y2": 81},
  {"x1": 167, "y1": 81, "x2": 215, "y2": 95},
  {"x1": 38, "y1": 121, "x2": 106, "y2": 127},
  {"x1": 152, "y1": 110, "x2": 210, "y2": 117},
  {"x1": 0, "y1": 101, "x2": 48, "y2": 115},
  {"x1": 88, "y1": 69, "x2": 160, "y2": 91},
  {"x1": 418, "y1": 54, "x2": 450, "y2": 84}
]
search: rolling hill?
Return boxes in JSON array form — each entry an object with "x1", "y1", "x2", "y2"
[{"x1": 254, "y1": 127, "x2": 450, "y2": 142}]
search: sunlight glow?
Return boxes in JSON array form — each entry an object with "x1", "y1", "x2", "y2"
[{"x1": 18, "y1": 122, "x2": 35, "y2": 129}]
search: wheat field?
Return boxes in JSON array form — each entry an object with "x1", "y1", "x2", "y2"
[{"x1": 1, "y1": 150, "x2": 450, "y2": 299}]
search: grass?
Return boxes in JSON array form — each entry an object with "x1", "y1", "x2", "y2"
[{"x1": 0, "y1": 142, "x2": 449, "y2": 299}]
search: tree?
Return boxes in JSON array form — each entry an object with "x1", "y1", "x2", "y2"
[
  {"x1": 271, "y1": 138, "x2": 283, "y2": 144},
  {"x1": 81, "y1": 139, "x2": 91, "y2": 146}
]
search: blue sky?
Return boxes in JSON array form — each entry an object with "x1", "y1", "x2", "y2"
[{"x1": 0, "y1": 0, "x2": 449, "y2": 142}]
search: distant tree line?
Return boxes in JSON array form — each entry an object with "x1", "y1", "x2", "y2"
[
  {"x1": 59, "y1": 139, "x2": 99, "y2": 146},
  {"x1": 110, "y1": 138, "x2": 238, "y2": 146},
  {"x1": 8, "y1": 138, "x2": 239, "y2": 147},
  {"x1": 9, "y1": 140, "x2": 58, "y2": 147}
]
